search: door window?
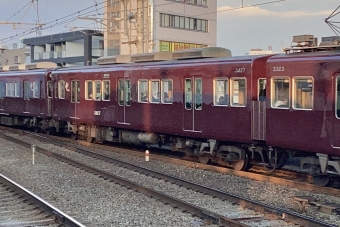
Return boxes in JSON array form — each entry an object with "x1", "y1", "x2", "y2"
[
  {"x1": 102, "y1": 80, "x2": 110, "y2": 101},
  {"x1": 47, "y1": 81, "x2": 52, "y2": 98},
  {"x1": 118, "y1": 79, "x2": 131, "y2": 106},
  {"x1": 71, "y1": 80, "x2": 80, "y2": 103},
  {"x1": 195, "y1": 78, "x2": 202, "y2": 110},
  {"x1": 185, "y1": 79, "x2": 192, "y2": 110},
  {"x1": 258, "y1": 78, "x2": 266, "y2": 101},
  {"x1": 336, "y1": 76, "x2": 340, "y2": 118}
]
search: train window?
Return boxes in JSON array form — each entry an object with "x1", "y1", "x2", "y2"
[
  {"x1": 0, "y1": 81, "x2": 3, "y2": 98},
  {"x1": 195, "y1": 78, "x2": 202, "y2": 110},
  {"x1": 23, "y1": 81, "x2": 30, "y2": 100},
  {"x1": 230, "y1": 78, "x2": 246, "y2": 107},
  {"x1": 336, "y1": 77, "x2": 340, "y2": 118},
  {"x1": 214, "y1": 78, "x2": 228, "y2": 106},
  {"x1": 85, "y1": 81, "x2": 93, "y2": 100},
  {"x1": 185, "y1": 79, "x2": 192, "y2": 109},
  {"x1": 102, "y1": 80, "x2": 110, "y2": 101},
  {"x1": 150, "y1": 80, "x2": 160, "y2": 103},
  {"x1": 138, "y1": 80, "x2": 148, "y2": 103},
  {"x1": 258, "y1": 79, "x2": 266, "y2": 101},
  {"x1": 161, "y1": 80, "x2": 173, "y2": 104},
  {"x1": 40, "y1": 81, "x2": 44, "y2": 99},
  {"x1": 58, "y1": 81, "x2": 65, "y2": 99},
  {"x1": 272, "y1": 78, "x2": 290, "y2": 108},
  {"x1": 6, "y1": 82, "x2": 18, "y2": 98},
  {"x1": 5, "y1": 83, "x2": 10, "y2": 97},
  {"x1": 54, "y1": 83, "x2": 58, "y2": 99},
  {"x1": 94, "y1": 80, "x2": 101, "y2": 101},
  {"x1": 293, "y1": 77, "x2": 313, "y2": 110},
  {"x1": 14, "y1": 82, "x2": 20, "y2": 97},
  {"x1": 118, "y1": 79, "x2": 124, "y2": 105},
  {"x1": 125, "y1": 80, "x2": 131, "y2": 106},
  {"x1": 47, "y1": 81, "x2": 52, "y2": 98},
  {"x1": 118, "y1": 79, "x2": 131, "y2": 106},
  {"x1": 71, "y1": 80, "x2": 80, "y2": 103},
  {"x1": 32, "y1": 81, "x2": 39, "y2": 98}
]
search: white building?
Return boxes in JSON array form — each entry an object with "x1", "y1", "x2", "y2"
[
  {"x1": 247, "y1": 46, "x2": 277, "y2": 55},
  {"x1": 104, "y1": 0, "x2": 217, "y2": 56}
]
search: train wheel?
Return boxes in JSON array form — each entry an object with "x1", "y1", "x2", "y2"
[
  {"x1": 232, "y1": 153, "x2": 250, "y2": 171},
  {"x1": 71, "y1": 134, "x2": 78, "y2": 140},
  {"x1": 45, "y1": 128, "x2": 55, "y2": 135},
  {"x1": 198, "y1": 155, "x2": 210, "y2": 164},
  {"x1": 268, "y1": 149, "x2": 288, "y2": 170},
  {"x1": 312, "y1": 175, "x2": 330, "y2": 187},
  {"x1": 87, "y1": 136, "x2": 94, "y2": 143}
]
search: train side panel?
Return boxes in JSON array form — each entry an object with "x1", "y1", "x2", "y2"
[{"x1": 266, "y1": 54, "x2": 339, "y2": 156}]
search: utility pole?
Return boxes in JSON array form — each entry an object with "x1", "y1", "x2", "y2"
[{"x1": 136, "y1": 0, "x2": 143, "y2": 54}]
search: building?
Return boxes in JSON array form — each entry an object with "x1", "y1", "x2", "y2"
[
  {"x1": 22, "y1": 30, "x2": 104, "y2": 67},
  {"x1": 0, "y1": 44, "x2": 29, "y2": 66},
  {"x1": 104, "y1": 0, "x2": 217, "y2": 56},
  {"x1": 247, "y1": 46, "x2": 276, "y2": 55}
]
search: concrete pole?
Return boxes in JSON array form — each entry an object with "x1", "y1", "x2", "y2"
[{"x1": 136, "y1": 0, "x2": 143, "y2": 54}]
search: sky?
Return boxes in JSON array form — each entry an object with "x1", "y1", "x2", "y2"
[{"x1": 0, "y1": 0, "x2": 339, "y2": 56}]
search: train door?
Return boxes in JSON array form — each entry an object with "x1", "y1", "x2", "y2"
[
  {"x1": 23, "y1": 80, "x2": 31, "y2": 113},
  {"x1": 183, "y1": 77, "x2": 203, "y2": 132},
  {"x1": 70, "y1": 79, "x2": 80, "y2": 119},
  {"x1": 0, "y1": 81, "x2": 4, "y2": 111},
  {"x1": 252, "y1": 78, "x2": 266, "y2": 140},
  {"x1": 333, "y1": 76, "x2": 340, "y2": 147},
  {"x1": 117, "y1": 78, "x2": 131, "y2": 125},
  {"x1": 46, "y1": 80, "x2": 53, "y2": 117}
]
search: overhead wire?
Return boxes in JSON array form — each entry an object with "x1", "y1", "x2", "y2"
[{"x1": 0, "y1": 0, "x2": 289, "y2": 44}]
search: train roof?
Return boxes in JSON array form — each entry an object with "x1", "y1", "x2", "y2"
[
  {"x1": 52, "y1": 54, "x2": 270, "y2": 74},
  {"x1": 0, "y1": 47, "x2": 273, "y2": 76}
]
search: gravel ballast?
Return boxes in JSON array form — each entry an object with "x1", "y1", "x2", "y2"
[{"x1": 0, "y1": 133, "x2": 339, "y2": 226}]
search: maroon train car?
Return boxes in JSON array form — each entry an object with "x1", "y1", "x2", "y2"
[
  {"x1": 2, "y1": 45, "x2": 340, "y2": 182},
  {"x1": 49, "y1": 48, "x2": 270, "y2": 171},
  {"x1": 0, "y1": 63, "x2": 56, "y2": 129},
  {"x1": 266, "y1": 50, "x2": 340, "y2": 178}
]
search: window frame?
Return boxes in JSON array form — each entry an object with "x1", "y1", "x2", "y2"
[
  {"x1": 194, "y1": 78, "x2": 202, "y2": 110},
  {"x1": 149, "y1": 80, "x2": 160, "y2": 104},
  {"x1": 102, "y1": 80, "x2": 110, "y2": 101},
  {"x1": 138, "y1": 79, "x2": 148, "y2": 103},
  {"x1": 32, "y1": 81, "x2": 40, "y2": 98},
  {"x1": 58, "y1": 80, "x2": 66, "y2": 99},
  {"x1": 271, "y1": 76, "x2": 290, "y2": 109},
  {"x1": 258, "y1": 78, "x2": 266, "y2": 101},
  {"x1": 292, "y1": 76, "x2": 314, "y2": 111},
  {"x1": 185, "y1": 78, "x2": 192, "y2": 110},
  {"x1": 94, "y1": 80, "x2": 101, "y2": 101},
  {"x1": 214, "y1": 77, "x2": 229, "y2": 106},
  {"x1": 230, "y1": 77, "x2": 247, "y2": 107},
  {"x1": 85, "y1": 80, "x2": 93, "y2": 100},
  {"x1": 336, "y1": 75, "x2": 340, "y2": 119},
  {"x1": 161, "y1": 79, "x2": 173, "y2": 104}
]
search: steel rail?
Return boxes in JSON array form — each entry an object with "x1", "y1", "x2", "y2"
[
  {"x1": 4, "y1": 131, "x2": 337, "y2": 227},
  {"x1": 0, "y1": 173, "x2": 86, "y2": 227}
]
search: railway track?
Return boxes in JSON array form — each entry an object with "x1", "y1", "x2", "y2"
[
  {"x1": 0, "y1": 130, "x2": 336, "y2": 227},
  {"x1": 32, "y1": 128, "x2": 340, "y2": 197},
  {"x1": 0, "y1": 173, "x2": 85, "y2": 227}
]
